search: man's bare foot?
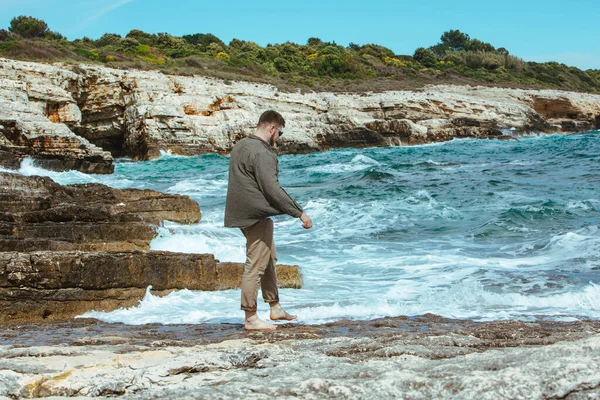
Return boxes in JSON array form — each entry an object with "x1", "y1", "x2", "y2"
[
  {"x1": 244, "y1": 314, "x2": 277, "y2": 331},
  {"x1": 269, "y1": 302, "x2": 297, "y2": 321}
]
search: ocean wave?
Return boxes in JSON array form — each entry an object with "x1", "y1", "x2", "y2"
[
  {"x1": 306, "y1": 154, "x2": 381, "y2": 174},
  {"x1": 78, "y1": 281, "x2": 600, "y2": 325},
  {"x1": 0, "y1": 157, "x2": 138, "y2": 187},
  {"x1": 151, "y1": 221, "x2": 246, "y2": 263},
  {"x1": 166, "y1": 178, "x2": 228, "y2": 195}
]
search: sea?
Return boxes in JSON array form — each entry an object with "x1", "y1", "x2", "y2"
[{"x1": 8, "y1": 131, "x2": 600, "y2": 325}]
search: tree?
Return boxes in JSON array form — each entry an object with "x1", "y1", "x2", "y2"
[
  {"x1": 307, "y1": 37, "x2": 322, "y2": 47},
  {"x1": 413, "y1": 47, "x2": 438, "y2": 67},
  {"x1": 466, "y1": 38, "x2": 495, "y2": 53},
  {"x1": 348, "y1": 42, "x2": 360, "y2": 51},
  {"x1": 440, "y1": 29, "x2": 470, "y2": 50},
  {"x1": 182, "y1": 33, "x2": 225, "y2": 51},
  {"x1": 9, "y1": 16, "x2": 49, "y2": 38}
]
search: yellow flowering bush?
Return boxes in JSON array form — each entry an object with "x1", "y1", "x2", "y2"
[
  {"x1": 216, "y1": 51, "x2": 230, "y2": 62},
  {"x1": 384, "y1": 56, "x2": 406, "y2": 67}
]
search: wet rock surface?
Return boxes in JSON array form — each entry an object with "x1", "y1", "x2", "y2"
[
  {"x1": 0, "y1": 250, "x2": 303, "y2": 322},
  {"x1": 0, "y1": 315, "x2": 599, "y2": 398}
]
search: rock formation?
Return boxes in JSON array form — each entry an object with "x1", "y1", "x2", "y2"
[
  {"x1": 0, "y1": 251, "x2": 302, "y2": 322},
  {"x1": 0, "y1": 172, "x2": 200, "y2": 252},
  {"x1": 0, "y1": 171, "x2": 302, "y2": 322},
  {"x1": 0, "y1": 59, "x2": 113, "y2": 173},
  {"x1": 1, "y1": 57, "x2": 599, "y2": 172}
]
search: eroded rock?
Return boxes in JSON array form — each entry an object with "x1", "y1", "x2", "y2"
[
  {"x1": 0, "y1": 251, "x2": 302, "y2": 322},
  {"x1": 0, "y1": 317, "x2": 599, "y2": 398},
  {"x1": 2, "y1": 57, "x2": 600, "y2": 170},
  {"x1": 0, "y1": 172, "x2": 200, "y2": 252}
]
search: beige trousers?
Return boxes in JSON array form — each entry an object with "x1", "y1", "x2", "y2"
[{"x1": 240, "y1": 218, "x2": 279, "y2": 311}]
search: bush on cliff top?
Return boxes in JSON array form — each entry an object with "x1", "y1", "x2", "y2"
[
  {"x1": 9, "y1": 16, "x2": 49, "y2": 39},
  {"x1": 1, "y1": 16, "x2": 599, "y2": 93}
]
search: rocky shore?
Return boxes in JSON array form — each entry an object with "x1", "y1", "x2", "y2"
[
  {"x1": 1, "y1": 316, "x2": 599, "y2": 399},
  {"x1": 0, "y1": 171, "x2": 302, "y2": 322},
  {"x1": 2, "y1": 57, "x2": 600, "y2": 398},
  {"x1": 2, "y1": 57, "x2": 600, "y2": 173}
]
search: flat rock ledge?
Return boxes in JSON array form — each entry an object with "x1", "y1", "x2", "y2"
[
  {"x1": 0, "y1": 250, "x2": 302, "y2": 322},
  {"x1": 0, "y1": 172, "x2": 200, "y2": 252},
  {"x1": 0, "y1": 316, "x2": 599, "y2": 399}
]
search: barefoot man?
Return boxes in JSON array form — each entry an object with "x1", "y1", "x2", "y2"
[{"x1": 225, "y1": 110, "x2": 313, "y2": 331}]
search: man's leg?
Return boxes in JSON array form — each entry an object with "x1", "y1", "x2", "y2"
[
  {"x1": 260, "y1": 219, "x2": 297, "y2": 321},
  {"x1": 240, "y1": 219, "x2": 276, "y2": 331}
]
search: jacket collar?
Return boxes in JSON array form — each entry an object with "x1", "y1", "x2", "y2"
[{"x1": 248, "y1": 134, "x2": 277, "y2": 153}]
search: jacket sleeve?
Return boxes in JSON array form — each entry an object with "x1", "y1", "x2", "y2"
[{"x1": 253, "y1": 152, "x2": 304, "y2": 218}]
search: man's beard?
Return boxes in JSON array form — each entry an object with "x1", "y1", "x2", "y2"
[{"x1": 269, "y1": 135, "x2": 278, "y2": 147}]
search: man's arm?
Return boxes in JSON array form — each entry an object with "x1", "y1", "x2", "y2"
[{"x1": 253, "y1": 152, "x2": 304, "y2": 218}]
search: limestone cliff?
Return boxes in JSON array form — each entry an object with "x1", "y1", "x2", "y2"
[{"x1": 1, "y1": 57, "x2": 599, "y2": 172}]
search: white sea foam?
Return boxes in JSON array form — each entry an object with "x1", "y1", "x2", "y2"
[
  {"x1": 166, "y1": 178, "x2": 228, "y2": 196},
  {"x1": 566, "y1": 200, "x2": 596, "y2": 211},
  {"x1": 158, "y1": 149, "x2": 186, "y2": 158},
  {"x1": 78, "y1": 287, "x2": 241, "y2": 324},
  {"x1": 151, "y1": 221, "x2": 245, "y2": 262},
  {"x1": 78, "y1": 281, "x2": 600, "y2": 325},
  {"x1": 0, "y1": 157, "x2": 135, "y2": 187},
  {"x1": 306, "y1": 154, "x2": 381, "y2": 174}
]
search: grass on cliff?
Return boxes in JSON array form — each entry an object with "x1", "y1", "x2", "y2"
[{"x1": 1, "y1": 20, "x2": 600, "y2": 94}]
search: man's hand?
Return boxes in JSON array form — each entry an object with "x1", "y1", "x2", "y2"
[{"x1": 300, "y1": 212, "x2": 312, "y2": 229}]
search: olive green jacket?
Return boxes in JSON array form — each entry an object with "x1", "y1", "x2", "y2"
[{"x1": 224, "y1": 135, "x2": 303, "y2": 228}]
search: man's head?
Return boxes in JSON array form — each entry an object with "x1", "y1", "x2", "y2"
[{"x1": 256, "y1": 110, "x2": 285, "y2": 146}]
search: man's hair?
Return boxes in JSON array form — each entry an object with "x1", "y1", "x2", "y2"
[{"x1": 257, "y1": 110, "x2": 285, "y2": 128}]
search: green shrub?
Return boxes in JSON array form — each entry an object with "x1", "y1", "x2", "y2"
[
  {"x1": 96, "y1": 33, "x2": 122, "y2": 47},
  {"x1": 307, "y1": 37, "x2": 322, "y2": 47},
  {"x1": 207, "y1": 42, "x2": 225, "y2": 56},
  {"x1": 126, "y1": 29, "x2": 157, "y2": 45},
  {"x1": 317, "y1": 54, "x2": 349, "y2": 76},
  {"x1": 135, "y1": 44, "x2": 151, "y2": 55},
  {"x1": 0, "y1": 29, "x2": 14, "y2": 41},
  {"x1": 274, "y1": 57, "x2": 291, "y2": 72},
  {"x1": 182, "y1": 33, "x2": 225, "y2": 51},
  {"x1": 9, "y1": 16, "x2": 49, "y2": 38},
  {"x1": 120, "y1": 37, "x2": 140, "y2": 52},
  {"x1": 358, "y1": 44, "x2": 395, "y2": 60},
  {"x1": 0, "y1": 40, "x2": 18, "y2": 52},
  {"x1": 44, "y1": 30, "x2": 65, "y2": 41},
  {"x1": 413, "y1": 47, "x2": 437, "y2": 67},
  {"x1": 156, "y1": 33, "x2": 192, "y2": 58},
  {"x1": 74, "y1": 47, "x2": 100, "y2": 60}
]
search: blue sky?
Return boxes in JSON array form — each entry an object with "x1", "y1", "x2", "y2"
[{"x1": 1, "y1": 0, "x2": 599, "y2": 69}]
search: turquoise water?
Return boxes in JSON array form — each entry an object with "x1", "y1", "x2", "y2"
[{"x1": 11, "y1": 132, "x2": 600, "y2": 324}]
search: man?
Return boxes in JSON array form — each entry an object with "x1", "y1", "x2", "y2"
[{"x1": 225, "y1": 110, "x2": 313, "y2": 331}]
